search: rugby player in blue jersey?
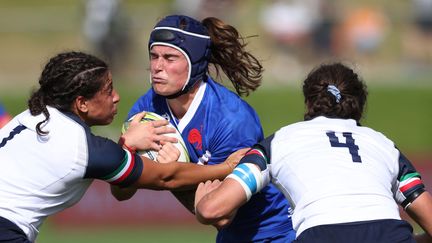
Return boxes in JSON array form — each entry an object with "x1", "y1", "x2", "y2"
[{"x1": 115, "y1": 15, "x2": 295, "y2": 243}]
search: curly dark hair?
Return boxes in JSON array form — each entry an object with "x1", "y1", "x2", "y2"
[
  {"x1": 28, "y1": 51, "x2": 109, "y2": 135},
  {"x1": 202, "y1": 17, "x2": 263, "y2": 97},
  {"x1": 303, "y1": 62, "x2": 368, "y2": 122}
]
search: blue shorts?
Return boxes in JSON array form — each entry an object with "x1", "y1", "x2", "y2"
[
  {"x1": 294, "y1": 219, "x2": 415, "y2": 243},
  {"x1": 0, "y1": 217, "x2": 31, "y2": 243}
]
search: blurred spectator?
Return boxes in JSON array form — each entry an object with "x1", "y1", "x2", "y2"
[
  {"x1": 402, "y1": 0, "x2": 432, "y2": 64},
  {"x1": 173, "y1": 0, "x2": 238, "y2": 20},
  {"x1": 260, "y1": 0, "x2": 320, "y2": 51},
  {"x1": 259, "y1": 0, "x2": 321, "y2": 64},
  {"x1": 333, "y1": 7, "x2": 389, "y2": 57},
  {"x1": 0, "y1": 103, "x2": 11, "y2": 128},
  {"x1": 412, "y1": 0, "x2": 432, "y2": 34},
  {"x1": 83, "y1": 0, "x2": 131, "y2": 71},
  {"x1": 311, "y1": 0, "x2": 339, "y2": 58}
]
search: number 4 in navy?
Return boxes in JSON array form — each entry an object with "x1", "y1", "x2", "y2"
[{"x1": 326, "y1": 131, "x2": 362, "y2": 163}]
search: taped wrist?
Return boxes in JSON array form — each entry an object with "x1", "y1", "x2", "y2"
[{"x1": 226, "y1": 163, "x2": 269, "y2": 201}]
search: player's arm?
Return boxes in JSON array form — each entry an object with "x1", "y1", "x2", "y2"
[
  {"x1": 111, "y1": 141, "x2": 181, "y2": 201},
  {"x1": 195, "y1": 177, "x2": 248, "y2": 227},
  {"x1": 111, "y1": 112, "x2": 179, "y2": 201},
  {"x1": 130, "y1": 148, "x2": 246, "y2": 191},
  {"x1": 405, "y1": 191, "x2": 432, "y2": 242},
  {"x1": 395, "y1": 151, "x2": 432, "y2": 242},
  {"x1": 195, "y1": 148, "x2": 271, "y2": 227},
  {"x1": 110, "y1": 186, "x2": 137, "y2": 201},
  {"x1": 171, "y1": 116, "x2": 264, "y2": 215},
  {"x1": 119, "y1": 112, "x2": 178, "y2": 152}
]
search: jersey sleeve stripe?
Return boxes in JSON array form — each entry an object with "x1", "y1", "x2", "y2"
[
  {"x1": 111, "y1": 157, "x2": 136, "y2": 184},
  {"x1": 102, "y1": 149, "x2": 133, "y2": 183},
  {"x1": 246, "y1": 148, "x2": 267, "y2": 161},
  {"x1": 399, "y1": 172, "x2": 421, "y2": 181},
  {"x1": 399, "y1": 178, "x2": 423, "y2": 193}
]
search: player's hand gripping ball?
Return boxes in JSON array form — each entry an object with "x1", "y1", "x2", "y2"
[{"x1": 122, "y1": 112, "x2": 190, "y2": 162}]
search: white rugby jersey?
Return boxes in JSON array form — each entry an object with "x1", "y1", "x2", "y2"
[
  {"x1": 239, "y1": 116, "x2": 425, "y2": 237},
  {"x1": 0, "y1": 107, "x2": 142, "y2": 241}
]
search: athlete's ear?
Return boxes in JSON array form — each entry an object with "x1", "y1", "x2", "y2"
[{"x1": 74, "y1": 96, "x2": 89, "y2": 113}]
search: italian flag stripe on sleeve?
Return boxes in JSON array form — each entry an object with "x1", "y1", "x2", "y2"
[
  {"x1": 399, "y1": 177, "x2": 423, "y2": 193},
  {"x1": 246, "y1": 148, "x2": 267, "y2": 161},
  {"x1": 103, "y1": 149, "x2": 135, "y2": 184},
  {"x1": 400, "y1": 172, "x2": 421, "y2": 181},
  {"x1": 399, "y1": 172, "x2": 423, "y2": 193}
]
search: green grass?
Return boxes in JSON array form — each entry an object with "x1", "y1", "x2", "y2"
[{"x1": 37, "y1": 223, "x2": 217, "y2": 243}]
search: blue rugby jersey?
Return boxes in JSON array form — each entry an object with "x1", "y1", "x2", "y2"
[{"x1": 129, "y1": 77, "x2": 295, "y2": 242}]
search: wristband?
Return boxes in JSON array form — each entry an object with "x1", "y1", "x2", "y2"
[{"x1": 118, "y1": 136, "x2": 136, "y2": 153}]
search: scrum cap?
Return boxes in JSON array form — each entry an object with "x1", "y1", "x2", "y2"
[{"x1": 149, "y1": 15, "x2": 211, "y2": 99}]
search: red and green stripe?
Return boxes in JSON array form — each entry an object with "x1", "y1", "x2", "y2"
[
  {"x1": 399, "y1": 172, "x2": 423, "y2": 193},
  {"x1": 102, "y1": 149, "x2": 136, "y2": 184}
]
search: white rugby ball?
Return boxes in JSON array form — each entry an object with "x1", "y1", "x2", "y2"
[{"x1": 121, "y1": 112, "x2": 190, "y2": 162}]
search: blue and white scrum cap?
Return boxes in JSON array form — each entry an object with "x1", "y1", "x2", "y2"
[{"x1": 149, "y1": 15, "x2": 211, "y2": 99}]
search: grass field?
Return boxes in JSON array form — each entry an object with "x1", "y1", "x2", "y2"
[{"x1": 37, "y1": 223, "x2": 217, "y2": 243}]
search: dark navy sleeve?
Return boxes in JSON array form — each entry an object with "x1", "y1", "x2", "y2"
[
  {"x1": 83, "y1": 134, "x2": 143, "y2": 187},
  {"x1": 396, "y1": 149, "x2": 425, "y2": 208},
  {"x1": 238, "y1": 134, "x2": 275, "y2": 171}
]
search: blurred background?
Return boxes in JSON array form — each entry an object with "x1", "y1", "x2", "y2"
[{"x1": 0, "y1": 0, "x2": 431, "y2": 242}]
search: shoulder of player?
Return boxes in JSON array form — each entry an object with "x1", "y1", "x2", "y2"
[
  {"x1": 84, "y1": 132, "x2": 126, "y2": 178},
  {"x1": 128, "y1": 90, "x2": 162, "y2": 118},
  {"x1": 206, "y1": 77, "x2": 246, "y2": 102},
  {"x1": 205, "y1": 91, "x2": 256, "y2": 121},
  {"x1": 133, "y1": 89, "x2": 158, "y2": 106}
]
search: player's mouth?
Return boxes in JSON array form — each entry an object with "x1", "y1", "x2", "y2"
[{"x1": 152, "y1": 76, "x2": 166, "y2": 83}]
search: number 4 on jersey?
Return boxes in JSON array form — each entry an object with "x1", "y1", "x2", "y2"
[{"x1": 326, "y1": 131, "x2": 362, "y2": 163}]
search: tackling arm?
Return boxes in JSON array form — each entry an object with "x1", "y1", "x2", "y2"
[
  {"x1": 195, "y1": 162, "x2": 270, "y2": 227},
  {"x1": 405, "y1": 191, "x2": 432, "y2": 242},
  {"x1": 130, "y1": 148, "x2": 247, "y2": 191},
  {"x1": 195, "y1": 178, "x2": 247, "y2": 227}
]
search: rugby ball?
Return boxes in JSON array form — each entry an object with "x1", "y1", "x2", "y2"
[{"x1": 121, "y1": 112, "x2": 190, "y2": 162}]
